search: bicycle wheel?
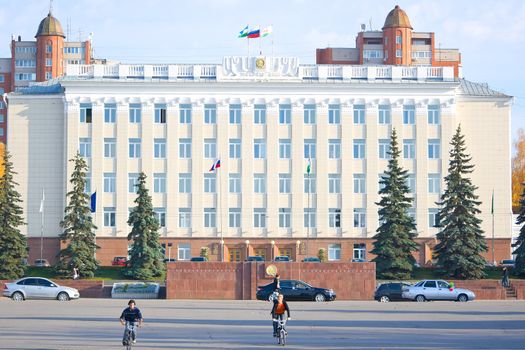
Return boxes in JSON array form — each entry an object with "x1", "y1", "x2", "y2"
[{"x1": 280, "y1": 329, "x2": 286, "y2": 346}]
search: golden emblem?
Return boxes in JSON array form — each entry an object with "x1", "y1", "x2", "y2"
[
  {"x1": 266, "y1": 264, "x2": 277, "y2": 276},
  {"x1": 255, "y1": 57, "x2": 266, "y2": 69}
]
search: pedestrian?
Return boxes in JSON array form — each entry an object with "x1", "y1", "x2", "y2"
[
  {"x1": 272, "y1": 273, "x2": 281, "y2": 292},
  {"x1": 502, "y1": 267, "x2": 509, "y2": 288},
  {"x1": 73, "y1": 267, "x2": 79, "y2": 280}
]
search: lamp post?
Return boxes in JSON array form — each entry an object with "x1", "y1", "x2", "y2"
[
  {"x1": 296, "y1": 240, "x2": 301, "y2": 260},
  {"x1": 220, "y1": 239, "x2": 225, "y2": 262},
  {"x1": 245, "y1": 240, "x2": 250, "y2": 260},
  {"x1": 271, "y1": 240, "x2": 275, "y2": 261}
]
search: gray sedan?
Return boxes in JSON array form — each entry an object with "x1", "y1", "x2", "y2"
[
  {"x1": 3, "y1": 277, "x2": 80, "y2": 301},
  {"x1": 402, "y1": 280, "x2": 476, "y2": 302}
]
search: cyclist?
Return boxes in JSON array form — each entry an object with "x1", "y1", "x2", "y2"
[
  {"x1": 271, "y1": 293, "x2": 290, "y2": 337},
  {"x1": 120, "y1": 299, "x2": 143, "y2": 345}
]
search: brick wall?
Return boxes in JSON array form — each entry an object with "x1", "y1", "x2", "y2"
[
  {"x1": 510, "y1": 280, "x2": 525, "y2": 299},
  {"x1": 450, "y1": 280, "x2": 506, "y2": 300}
]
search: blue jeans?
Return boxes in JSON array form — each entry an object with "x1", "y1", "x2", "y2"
[
  {"x1": 273, "y1": 314, "x2": 286, "y2": 335},
  {"x1": 123, "y1": 322, "x2": 137, "y2": 344}
]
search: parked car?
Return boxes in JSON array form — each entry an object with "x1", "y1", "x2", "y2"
[
  {"x1": 302, "y1": 257, "x2": 321, "y2": 262},
  {"x1": 163, "y1": 258, "x2": 177, "y2": 263},
  {"x1": 3, "y1": 277, "x2": 80, "y2": 301},
  {"x1": 190, "y1": 256, "x2": 208, "y2": 262},
  {"x1": 274, "y1": 256, "x2": 291, "y2": 262},
  {"x1": 500, "y1": 259, "x2": 515, "y2": 268},
  {"x1": 374, "y1": 282, "x2": 411, "y2": 302},
  {"x1": 402, "y1": 280, "x2": 476, "y2": 302},
  {"x1": 351, "y1": 258, "x2": 369, "y2": 263},
  {"x1": 111, "y1": 256, "x2": 127, "y2": 267},
  {"x1": 246, "y1": 256, "x2": 264, "y2": 262},
  {"x1": 256, "y1": 279, "x2": 336, "y2": 302},
  {"x1": 33, "y1": 259, "x2": 50, "y2": 267}
]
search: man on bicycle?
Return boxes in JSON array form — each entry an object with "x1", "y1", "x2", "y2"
[
  {"x1": 271, "y1": 293, "x2": 290, "y2": 337},
  {"x1": 120, "y1": 299, "x2": 143, "y2": 345}
]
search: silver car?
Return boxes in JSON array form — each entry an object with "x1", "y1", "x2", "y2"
[
  {"x1": 3, "y1": 277, "x2": 80, "y2": 301},
  {"x1": 402, "y1": 280, "x2": 476, "y2": 302}
]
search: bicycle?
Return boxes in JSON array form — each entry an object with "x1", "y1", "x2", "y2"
[
  {"x1": 273, "y1": 318, "x2": 288, "y2": 346},
  {"x1": 269, "y1": 290, "x2": 279, "y2": 302},
  {"x1": 123, "y1": 321, "x2": 137, "y2": 349}
]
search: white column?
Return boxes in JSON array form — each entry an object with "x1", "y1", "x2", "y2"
[
  {"x1": 266, "y1": 102, "x2": 279, "y2": 237},
  {"x1": 191, "y1": 101, "x2": 205, "y2": 237},
  {"x1": 341, "y1": 103, "x2": 354, "y2": 237},
  {"x1": 291, "y1": 102, "x2": 304, "y2": 239},
  {"x1": 415, "y1": 103, "x2": 429, "y2": 237},
  {"x1": 316, "y1": 102, "x2": 328, "y2": 237},
  {"x1": 241, "y1": 102, "x2": 254, "y2": 235},
  {"x1": 166, "y1": 101, "x2": 179, "y2": 236},
  {"x1": 115, "y1": 102, "x2": 129, "y2": 237},
  {"x1": 216, "y1": 101, "x2": 229, "y2": 237},
  {"x1": 91, "y1": 101, "x2": 104, "y2": 234},
  {"x1": 365, "y1": 102, "x2": 379, "y2": 237}
]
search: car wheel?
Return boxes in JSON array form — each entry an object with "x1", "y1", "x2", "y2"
[
  {"x1": 11, "y1": 292, "x2": 24, "y2": 301},
  {"x1": 415, "y1": 295, "x2": 426, "y2": 302},
  {"x1": 380, "y1": 295, "x2": 390, "y2": 302},
  {"x1": 457, "y1": 294, "x2": 468, "y2": 302},
  {"x1": 315, "y1": 293, "x2": 326, "y2": 302},
  {"x1": 57, "y1": 292, "x2": 70, "y2": 301}
]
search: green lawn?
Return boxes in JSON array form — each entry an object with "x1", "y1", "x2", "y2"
[
  {"x1": 411, "y1": 267, "x2": 519, "y2": 281},
  {"x1": 24, "y1": 266, "x2": 164, "y2": 281}
]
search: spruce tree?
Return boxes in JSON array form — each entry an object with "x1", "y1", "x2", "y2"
[
  {"x1": 371, "y1": 129, "x2": 418, "y2": 279},
  {"x1": 56, "y1": 153, "x2": 99, "y2": 278},
  {"x1": 125, "y1": 172, "x2": 165, "y2": 280},
  {"x1": 512, "y1": 183, "x2": 525, "y2": 276},
  {"x1": 0, "y1": 149, "x2": 28, "y2": 279},
  {"x1": 434, "y1": 125, "x2": 487, "y2": 279}
]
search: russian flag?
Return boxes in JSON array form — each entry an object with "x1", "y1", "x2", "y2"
[
  {"x1": 209, "y1": 159, "x2": 221, "y2": 172},
  {"x1": 247, "y1": 28, "x2": 260, "y2": 38}
]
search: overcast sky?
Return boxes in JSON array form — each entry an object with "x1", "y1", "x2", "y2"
[{"x1": 1, "y1": 0, "x2": 524, "y2": 139}]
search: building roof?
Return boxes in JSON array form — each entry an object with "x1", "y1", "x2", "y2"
[
  {"x1": 458, "y1": 79, "x2": 511, "y2": 98},
  {"x1": 383, "y1": 5, "x2": 413, "y2": 30},
  {"x1": 35, "y1": 12, "x2": 65, "y2": 38}
]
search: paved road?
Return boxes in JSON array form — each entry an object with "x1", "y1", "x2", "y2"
[{"x1": 1, "y1": 298, "x2": 524, "y2": 349}]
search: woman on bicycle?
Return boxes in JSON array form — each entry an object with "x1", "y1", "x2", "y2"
[
  {"x1": 271, "y1": 293, "x2": 290, "y2": 337},
  {"x1": 120, "y1": 299, "x2": 143, "y2": 345}
]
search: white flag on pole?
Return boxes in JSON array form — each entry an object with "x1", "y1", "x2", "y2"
[{"x1": 39, "y1": 188, "x2": 45, "y2": 213}]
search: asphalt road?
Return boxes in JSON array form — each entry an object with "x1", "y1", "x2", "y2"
[{"x1": 0, "y1": 298, "x2": 524, "y2": 349}]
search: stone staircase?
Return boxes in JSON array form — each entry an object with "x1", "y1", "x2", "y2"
[{"x1": 505, "y1": 284, "x2": 517, "y2": 300}]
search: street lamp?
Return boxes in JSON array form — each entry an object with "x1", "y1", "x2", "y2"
[
  {"x1": 271, "y1": 240, "x2": 275, "y2": 261},
  {"x1": 245, "y1": 240, "x2": 250, "y2": 260},
  {"x1": 296, "y1": 240, "x2": 301, "y2": 259},
  {"x1": 220, "y1": 239, "x2": 225, "y2": 262}
]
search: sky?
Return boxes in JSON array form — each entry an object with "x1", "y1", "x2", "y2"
[{"x1": 1, "y1": 0, "x2": 524, "y2": 141}]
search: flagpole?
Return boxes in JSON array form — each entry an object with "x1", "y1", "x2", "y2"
[
  {"x1": 40, "y1": 188, "x2": 44, "y2": 262},
  {"x1": 218, "y1": 160, "x2": 223, "y2": 262},
  {"x1": 307, "y1": 159, "x2": 311, "y2": 259},
  {"x1": 492, "y1": 189, "x2": 495, "y2": 265},
  {"x1": 259, "y1": 24, "x2": 261, "y2": 55}
]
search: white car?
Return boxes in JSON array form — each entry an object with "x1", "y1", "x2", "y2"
[
  {"x1": 402, "y1": 280, "x2": 476, "y2": 302},
  {"x1": 3, "y1": 277, "x2": 80, "y2": 301}
]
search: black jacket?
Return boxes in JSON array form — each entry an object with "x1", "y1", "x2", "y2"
[{"x1": 271, "y1": 300, "x2": 290, "y2": 318}]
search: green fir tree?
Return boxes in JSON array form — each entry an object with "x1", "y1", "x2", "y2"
[
  {"x1": 56, "y1": 153, "x2": 99, "y2": 278},
  {"x1": 0, "y1": 149, "x2": 28, "y2": 279},
  {"x1": 371, "y1": 129, "x2": 418, "y2": 279},
  {"x1": 434, "y1": 125, "x2": 487, "y2": 279},
  {"x1": 125, "y1": 172, "x2": 165, "y2": 280},
  {"x1": 512, "y1": 183, "x2": 525, "y2": 276}
]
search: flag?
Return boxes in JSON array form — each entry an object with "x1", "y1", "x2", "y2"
[
  {"x1": 306, "y1": 158, "x2": 311, "y2": 175},
  {"x1": 90, "y1": 192, "x2": 97, "y2": 213},
  {"x1": 261, "y1": 25, "x2": 273, "y2": 37},
  {"x1": 491, "y1": 190, "x2": 494, "y2": 215},
  {"x1": 39, "y1": 188, "x2": 45, "y2": 213},
  {"x1": 210, "y1": 159, "x2": 221, "y2": 172},
  {"x1": 238, "y1": 25, "x2": 249, "y2": 38},
  {"x1": 247, "y1": 28, "x2": 260, "y2": 38}
]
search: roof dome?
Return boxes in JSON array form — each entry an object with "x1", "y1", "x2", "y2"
[
  {"x1": 382, "y1": 5, "x2": 413, "y2": 30},
  {"x1": 35, "y1": 12, "x2": 65, "y2": 38}
]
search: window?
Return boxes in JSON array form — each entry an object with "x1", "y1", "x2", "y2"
[
  {"x1": 328, "y1": 243, "x2": 341, "y2": 260},
  {"x1": 353, "y1": 243, "x2": 366, "y2": 260},
  {"x1": 104, "y1": 104, "x2": 116, "y2": 123},
  {"x1": 229, "y1": 139, "x2": 241, "y2": 158},
  {"x1": 180, "y1": 104, "x2": 192, "y2": 124},
  {"x1": 104, "y1": 207, "x2": 116, "y2": 227},
  {"x1": 424, "y1": 281, "x2": 437, "y2": 288},
  {"x1": 353, "y1": 174, "x2": 366, "y2": 194},
  {"x1": 279, "y1": 104, "x2": 291, "y2": 124},
  {"x1": 64, "y1": 46, "x2": 82, "y2": 54},
  {"x1": 179, "y1": 138, "x2": 191, "y2": 159},
  {"x1": 154, "y1": 139, "x2": 166, "y2": 158},
  {"x1": 15, "y1": 59, "x2": 36, "y2": 67},
  {"x1": 178, "y1": 243, "x2": 191, "y2": 260},
  {"x1": 428, "y1": 174, "x2": 441, "y2": 194},
  {"x1": 378, "y1": 105, "x2": 391, "y2": 124},
  {"x1": 254, "y1": 208, "x2": 266, "y2": 228},
  {"x1": 0, "y1": 128, "x2": 2, "y2": 137},
  {"x1": 254, "y1": 174, "x2": 266, "y2": 193},
  {"x1": 408, "y1": 208, "x2": 416, "y2": 221},
  {"x1": 378, "y1": 139, "x2": 390, "y2": 159},
  {"x1": 84, "y1": 174, "x2": 91, "y2": 194},
  {"x1": 229, "y1": 104, "x2": 241, "y2": 124},
  {"x1": 15, "y1": 46, "x2": 37, "y2": 54},
  {"x1": 45, "y1": 58, "x2": 52, "y2": 67},
  {"x1": 354, "y1": 208, "x2": 366, "y2": 228},
  {"x1": 428, "y1": 105, "x2": 440, "y2": 124},
  {"x1": 204, "y1": 104, "x2": 217, "y2": 124},
  {"x1": 0, "y1": 115, "x2": 3, "y2": 123},
  {"x1": 254, "y1": 104, "x2": 266, "y2": 124},
  {"x1": 15, "y1": 73, "x2": 36, "y2": 81},
  {"x1": 80, "y1": 103, "x2": 92, "y2": 123},
  {"x1": 396, "y1": 35, "x2": 402, "y2": 44},
  {"x1": 279, "y1": 174, "x2": 291, "y2": 194},
  {"x1": 353, "y1": 139, "x2": 365, "y2": 159},
  {"x1": 304, "y1": 104, "x2": 316, "y2": 124},
  {"x1": 178, "y1": 208, "x2": 191, "y2": 228},
  {"x1": 428, "y1": 139, "x2": 440, "y2": 159},
  {"x1": 363, "y1": 50, "x2": 384, "y2": 59},
  {"x1": 0, "y1": 75, "x2": 4, "y2": 83},
  {"x1": 104, "y1": 138, "x2": 116, "y2": 158},
  {"x1": 407, "y1": 174, "x2": 416, "y2": 193},
  {"x1": 279, "y1": 208, "x2": 291, "y2": 228},
  {"x1": 229, "y1": 173, "x2": 241, "y2": 193},
  {"x1": 204, "y1": 139, "x2": 217, "y2": 159},
  {"x1": 429, "y1": 208, "x2": 439, "y2": 227},
  {"x1": 254, "y1": 139, "x2": 266, "y2": 159},
  {"x1": 128, "y1": 173, "x2": 139, "y2": 193},
  {"x1": 204, "y1": 208, "x2": 216, "y2": 228},
  {"x1": 229, "y1": 208, "x2": 241, "y2": 228},
  {"x1": 403, "y1": 105, "x2": 415, "y2": 124},
  {"x1": 354, "y1": 105, "x2": 365, "y2": 124},
  {"x1": 304, "y1": 174, "x2": 316, "y2": 193},
  {"x1": 329, "y1": 209, "x2": 341, "y2": 228},
  {"x1": 304, "y1": 208, "x2": 316, "y2": 228},
  {"x1": 403, "y1": 139, "x2": 415, "y2": 159},
  {"x1": 154, "y1": 208, "x2": 166, "y2": 227},
  {"x1": 179, "y1": 174, "x2": 191, "y2": 193},
  {"x1": 154, "y1": 104, "x2": 167, "y2": 123},
  {"x1": 46, "y1": 45, "x2": 52, "y2": 53},
  {"x1": 129, "y1": 138, "x2": 141, "y2": 158},
  {"x1": 328, "y1": 104, "x2": 340, "y2": 124},
  {"x1": 396, "y1": 49, "x2": 402, "y2": 58},
  {"x1": 204, "y1": 173, "x2": 216, "y2": 193},
  {"x1": 304, "y1": 139, "x2": 316, "y2": 159},
  {"x1": 154, "y1": 173, "x2": 166, "y2": 193},
  {"x1": 329, "y1": 174, "x2": 341, "y2": 194},
  {"x1": 104, "y1": 173, "x2": 116, "y2": 193},
  {"x1": 379, "y1": 173, "x2": 387, "y2": 191},
  {"x1": 279, "y1": 139, "x2": 291, "y2": 159},
  {"x1": 79, "y1": 138, "x2": 91, "y2": 158},
  {"x1": 328, "y1": 139, "x2": 341, "y2": 159},
  {"x1": 129, "y1": 103, "x2": 141, "y2": 123}
]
